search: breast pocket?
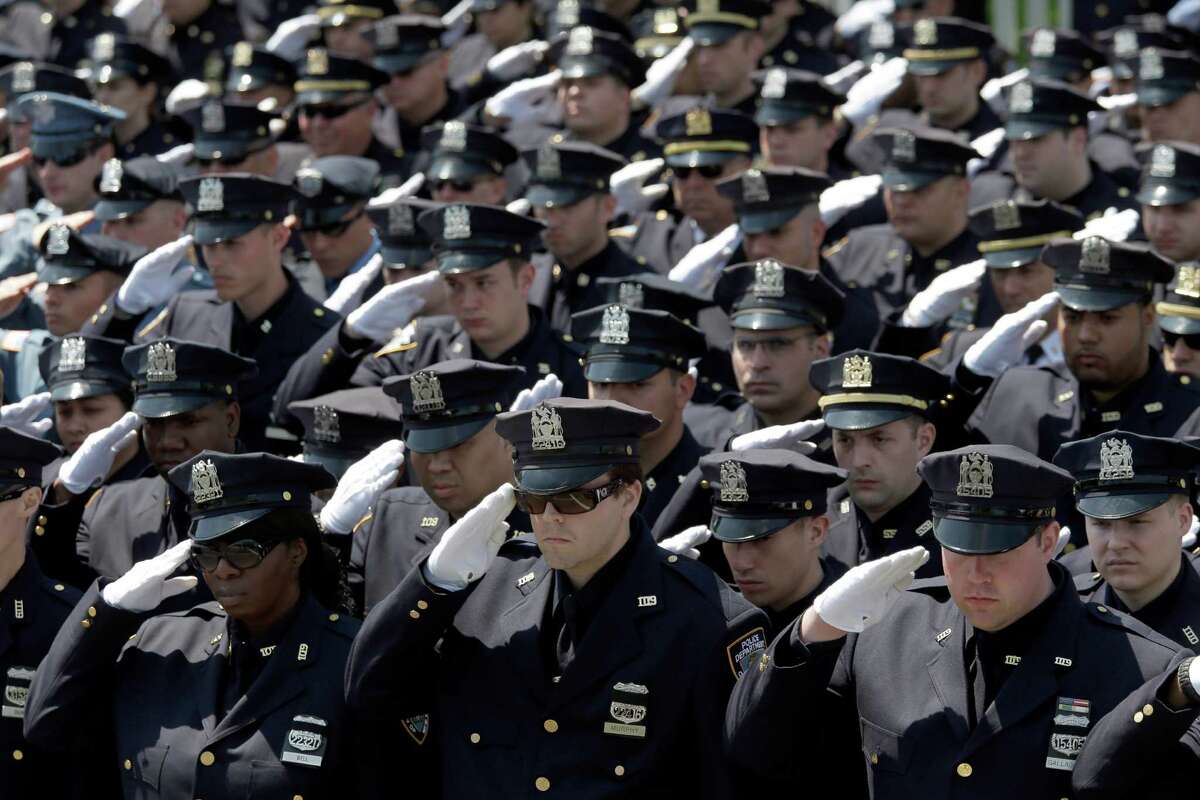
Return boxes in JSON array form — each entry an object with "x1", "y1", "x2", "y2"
[
  {"x1": 123, "y1": 745, "x2": 168, "y2": 795},
  {"x1": 861, "y1": 718, "x2": 914, "y2": 775}
]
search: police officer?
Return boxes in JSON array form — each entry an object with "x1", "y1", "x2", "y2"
[
  {"x1": 364, "y1": 194, "x2": 444, "y2": 302},
  {"x1": 224, "y1": 41, "x2": 297, "y2": 109},
  {"x1": 181, "y1": 100, "x2": 289, "y2": 179},
  {"x1": 84, "y1": 34, "x2": 178, "y2": 160},
  {"x1": 44, "y1": 0, "x2": 125, "y2": 73},
  {"x1": 1138, "y1": 141, "x2": 1200, "y2": 264},
  {"x1": 448, "y1": 0, "x2": 538, "y2": 90},
  {"x1": 162, "y1": 0, "x2": 244, "y2": 84},
  {"x1": 38, "y1": 224, "x2": 145, "y2": 339},
  {"x1": 684, "y1": 0, "x2": 770, "y2": 114},
  {"x1": 25, "y1": 451, "x2": 382, "y2": 798},
  {"x1": 1156, "y1": 262, "x2": 1200, "y2": 380},
  {"x1": 1136, "y1": 47, "x2": 1200, "y2": 146},
  {"x1": 526, "y1": 140, "x2": 641, "y2": 330},
  {"x1": 757, "y1": 0, "x2": 838, "y2": 74},
  {"x1": 572, "y1": 303, "x2": 709, "y2": 526},
  {"x1": 965, "y1": 237, "x2": 1200, "y2": 461},
  {"x1": 422, "y1": 121, "x2": 518, "y2": 205},
  {"x1": 346, "y1": 397, "x2": 767, "y2": 797},
  {"x1": 753, "y1": 68, "x2": 847, "y2": 175},
  {"x1": 726, "y1": 444, "x2": 1194, "y2": 798},
  {"x1": 94, "y1": 156, "x2": 189, "y2": 254},
  {"x1": 1054, "y1": 431, "x2": 1200, "y2": 650},
  {"x1": 70, "y1": 339, "x2": 256, "y2": 586},
  {"x1": 810, "y1": 349, "x2": 954, "y2": 578},
  {"x1": 318, "y1": 0, "x2": 393, "y2": 60},
  {"x1": 289, "y1": 384, "x2": 404, "y2": 484},
  {"x1": 0, "y1": 426, "x2": 88, "y2": 798},
  {"x1": 825, "y1": 126, "x2": 986, "y2": 321},
  {"x1": 292, "y1": 156, "x2": 382, "y2": 300}
]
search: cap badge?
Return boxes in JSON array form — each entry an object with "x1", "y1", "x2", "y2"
[
  {"x1": 440, "y1": 121, "x2": 467, "y2": 152},
  {"x1": 311, "y1": 405, "x2": 341, "y2": 443},
  {"x1": 232, "y1": 41, "x2": 254, "y2": 67},
  {"x1": 1079, "y1": 236, "x2": 1110, "y2": 274},
  {"x1": 12, "y1": 62, "x2": 34, "y2": 93},
  {"x1": 1113, "y1": 29, "x2": 1138, "y2": 58},
  {"x1": 842, "y1": 354, "x2": 872, "y2": 388},
  {"x1": 761, "y1": 68, "x2": 787, "y2": 99},
  {"x1": 914, "y1": 18, "x2": 937, "y2": 46},
  {"x1": 1150, "y1": 144, "x2": 1176, "y2": 178},
  {"x1": 992, "y1": 200, "x2": 1021, "y2": 231},
  {"x1": 374, "y1": 21, "x2": 398, "y2": 49},
  {"x1": 892, "y1": 129, "x2": 916, "y2": 163},
  {"x1": 99, "y1": 158, "x2": 123, "y2": 194},
  {"x1": 388, "y1": 203, "x2": 414, "y2": 236},
  {"x1": 1177, "y1": 265, "x2": 1200, "y2": 298},
  {"x1": 719, "y1": 460, "x2": 749, "y2": 503},
  {"x1": 409, "y1": 370, "x2": 446, "y2": 413},
  {"x1": 93, "y1": 33, "x2": 116, "y2": 62},
  {"x1": 956, "y1": 452, "x2": 994, "y2": 498},
  {"x1": 443, "y1": 205, "x2": 471, "y2": 240},
  {"x1": 752, "y1": 259, "x2": 785, "y2": 298},
  {"x1": 867, "y1": 21, "x2": 894, "y2": 50},
  {"x1": 1009, "y1": 82, "x2": 1034, "y2": 115},
  {"x1": 741, "y1": 169, "x2": 769, "y2": 203},
  {"x1": 685, "y1": 107, "x2": 712, "y2": 137},
  {"x1": 296, "y1": 168, "x2": 323, "y2": 198},
  {"x1": 146, "y1": 342, "x2": 177, "y2": 382},
  {"x1": 617, "y1": 281, "x2": 644, "y2": 308},
  {"x1": 46, "y1": 224, "x2": 70, "y2": 256},
  {"x1": 697, "y1": 0, "x2": 718, "y2": 15},
  {"x1": 653, "y1": 8, "x2": 677, "y2": 32},
  {"x1": 201, "y1": 101, "x2": 225, "y2": 133},
  {"x1": 531, "y1": 404, "x2": 565, "y2": 451},
  {"x1": 1030, "y1": 29, "x2": 1056, "y2": 57},
  {"x1": 599, "y1": 305, "x2": 630, "y2": 345},
  {"x1": 566, "y1": 26, "x2": 594, "y2": 56},
  {"x1": 197, "y1": 177, "x2": 224, "y2": 212},
  {"x1": 1140, "y1": 49, "x2": 1164, "y2": 81},
  {"x1": 191, "y1": 458, "x2": 224, "y2": 504},
  {"x1": 1098, "y1": 438, "x2": 1134, "y2": 481},
  {"x1": 536, "y1": 144, "x2": 561, "y2": 180},
  {"x1": 556, "y1": 0, "x2": 580, "y2": 27},
  {"x1": 59, "y1": 337, "x2": 86, "y2": 373},
  {"x1": 306, "y1": 48, "x2": 330, "y2": 76}
]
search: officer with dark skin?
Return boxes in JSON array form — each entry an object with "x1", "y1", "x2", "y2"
[
  {"x1": 346, "y1": 397, "x2": 768, "y2": 798},
  {"x1": 571, "y1": 303, "x2": 709, "y2": 527},
  {"x1": 1053, "y1": 431, "x2": 1200, "y2": 651},
  {"x1": 726, "y1": 444, "x2": 1198, "y2": 798},
  {"x1": 0, "y1": 427, "x2": 91, "y2": 799}
]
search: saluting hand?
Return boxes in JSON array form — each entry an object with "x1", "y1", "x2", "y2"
[
  {"x1": 509, "y1": 374, "x2": 563, "y2": 413},
  {"x1": 963, "y1": 291, "x2": 1060, "y2": 378},
  {"x1": 344, "y1": 270, "x2": 440, "y2": 343},
  {"x1": 116, "y1": 235, "x2": 196, "y2": 316},
  {"x1": 658, "y1": 525, "x2": 711, "y2": 560},
  {"x1": 611, "y1": 158, "x2": 669, "y2": 218},
  {"x1": 324, "y1": 253, "x2": 383, "y2": 315},
  {"x1": 319, "y1": 440, "x2": 405, "y2": 535},
  {"x1": 899, "y1": 259, "x2": 987, "y2": 328},
  {"x1": 809, "y1": 546, "x2": 929, "y2": 636},
  {"x1": 730, "y1": 419, "x2": 823, "y2": 454},
  {"x1": 632, "y1": 37, "x2": 695, "y2": 110},
  {"x1": 0, "y1": 390, "x2": 52, "y2": 437},
  {"x1": 101, "y1": 540, "x2": 198, "y2": 612},
  {"x1": 57, "y1": 412, "x2": 141, "y2": 496},
  {"x1": 424, "y1": 484, "x2": 516, "y2": 591}
]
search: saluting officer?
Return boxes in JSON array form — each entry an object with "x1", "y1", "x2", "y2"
[
  {"x1": 291, "y1": 156, "x2": 383, "y2": 300},
  {"x1": 25, "y1": 452, "x2": 384, "y2": 798},
  {"x1": 84, "y1": 34, "x2": 178, "y2": 160},
  {"x1": 421, "y1": 121, "x2": 518, "y2": 205},
  {"x1": 571, "y1": 303, "x2": 709, "y2": 526},
  {"x1": 1157, "y1": 262, "x2": 1200, "y2": 380},
  {"x1": 726, "y1": 444, "x2": 1194, "y2": 798},
  {"x1": 346, "y1": 398, "x2": 767, "y2": 798},
  {"x1": 752, "y1": 67, "x2": 850, "y2": 177},
  {"x1": 94, "y1": 156, "x2": 192, "y2": 255},
  {"x1": 288, "y1": 385, "x2": 405, "y2": 481},
  {"x1": 1136, "y1": 47, "x2": 1200, "y2": 146},
  {"x1": 1053, "y1": 431, "x2": 1200, "y2": 650},
  {"x1": 683, "y1": 0, "x2": 770, "y2": 115}
]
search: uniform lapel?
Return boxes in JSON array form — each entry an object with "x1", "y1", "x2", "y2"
[
  {"x1": 499, "y1": 559, "x2": 553, "y2": 707},
  {"x1": 924, "y1": 612, "x2": 970, "y2": 743},
  {"x1": 211, "y1": 300, "x2": 234, "y2": 351},
  {"x1": 194, "y1": 616, "x2": 229, "y2": 738}
]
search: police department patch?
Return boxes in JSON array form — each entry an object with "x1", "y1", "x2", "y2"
[
  {"x1": 726, "y1": 627, "x2": 767, "y2": 680},
  {"x1": 402, "y1": 714, "x2": 430, "y2": 746}
]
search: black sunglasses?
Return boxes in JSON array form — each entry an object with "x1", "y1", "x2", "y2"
[
  {"x1": 33, "y1": 142, "x2": 102, "y2": 169},
  {"x1": 433, "y1": 178, "x2": 478, "y2": 193},
  {"x1": 299, "y1": 98, "x2": 370, "y2": 120},
  {"x1": 673, "y1": 164, "x2": 724, "y2": 180},
  {"x1": 195, "y1": 152, "x2": 250, "y2": 168},
  {"x1": 190, "y1": 537, "x2": 282, "y2": 572},
  {"x1": 1162, "y1": 330, "x2": 1200, "y2": 350},
  {"x1": 300, "y1": 209, "x2": 364, "y2": 238},
  {"x1": 513, "y1": 479, "x2": 625, "y2": 516}
]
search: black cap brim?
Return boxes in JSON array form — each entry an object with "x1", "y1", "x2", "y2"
[
  {"x1": 687, "y1": 24, "x2": 743, "y2": 46},
  {"x1": 1005, "y1": 120, "x2": 1065, "y2": 141},
  {"x1": 906, "y1": 59, "x2": 960, "y2": 76},
  {"x1": 191, "y1": 507, "x2": 273, "y2": 542},
  {"x1": 93, "y1": 199, "x2": 155, "y2": 222},
  {"x1": 1136, "y1": 182, "x2": 1200, "y2": 206},
  {"x1": 583, "y1": 358, "x2": 662, "y2": 383},
  {"x1": 49, "y1": 379, "x2": 124, "y2": 402},
  {"x1": 739, "y1": 207, "x2": 803, "y2": 235},
  {"x1": 730, "y1": 309, "x2": 816, "y2": 330},
  {"x1": 299, "y1": 450, "x2": 360, "y2": 480},
  {"x1": 1077, "y1": 491, "x2": 1173, "y2": 520},
  {"x1": 1161, "y1": 313, "x2": 1200, "y2": 335},
  {"x1": 710, "y1": 513, "x2": 797, "y2": 542},
  {"x1": 665, "y1": 150, "x2": 742, "y2": 169},
  {"x1": 132, "y1": 393, "x2": 219, "y2": 419},
  {"x1": 823, "y1": 406, "x2": 913, "y2": 431},
  {"x1": 1138, "y1": 86, "x2": 1193, "y2": 107},
  {"x1": 37, "y1": 264, "x2": 96, "y2": 285},
  {"x1": 30, "y1": 137, "x2": 97, "y2": 162},
  {"x1": 982, "y1": 247, "x2": 1042, "y2": 268},
  {"x1": 404, "y1": 416, "x2": 493, "y2": 454},
  {"x1": 193, "y1": 140, "x2": 258, "y2": 162},
  {"x1": 755, "y1": 103, "x2": 817, "y2": 127},
  {"x1": 559, "y1": 60, "x2": 611, "y2": 81},
  {"x1": 374, "y1": 53, "x2": 428, "y2": 75},
  {"x1": 227, "y1": 71, "x2": 270, "y2": 93},
  {"x1": 436, "y1": 252, "x2": 509, "y2": 273},
  {"x1": 934, "y1": 517, "x2": 1041, "y2": 555},
  {"x1": 882, "y1": 170, "x2": 943, "y2": 191},
  {"x1": 381, "y1": 245, "x2": 433, "y2": 267},
  {"x1": 295, "y1": 89, "x2": 357, "y2": 105},
  {"x1": 428, "y1": 156, "x2": 497, "y2": 182},
  {"x1": 514, "y1": 463, "x2": 609, "y2": 493},
  {"x1": 298, "y1": 203, "x2": 357, "y2": 230},
  {"x1": 192, "y1": 219, "x2": 261, "y2": 246},
  {"x1": 1056, "y1": 285, "x2": 1141, "y2": 312},
  {"x1": 526, "y1": 184, "x2": 593, "y2": 208}
]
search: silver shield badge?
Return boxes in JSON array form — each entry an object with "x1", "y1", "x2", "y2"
[
  {"x1": 311, "y1": 405, "x2": 341, "y2": 443},
  {"x1": 741, "y1": 169, "x2": 769, "y2": 203},
  {"x1": 440, "y1": 121, "x2": 467, "y2": 152},
  {"x1": 1079, "y1": 236, "x2": 1110, "y2": 274},
  {"x1": 46, "y1": 224, "x2": 70, "y2": 256},
  {"x1": 956, "y1": 452, "x2": 994, "y2": 498},
  {"x1": 201, "y1": 101, "x2": 225, "y2": 133},
  {"x1": 599, "y1": 305, "x2": 630, "y2": 345},
  {"x1": 296, "y1": 168, "x2": 323, "y2": 198},
  {"x1": 59, "y1": 337, "x2": 86, "y2": 372},
  {"x1": 409, "y1": 371, "x2": 446, "y2": 413},
  {"x1": 191, "y1": 458, "x2": 224, "y2": 504},
  {"x1": 1098, "y1": 438, "x2": 1134, "y2": 481},
  {"x1": 99, "y1": 158, "x2": 123, "y2": 194},
  {"x1": 443, "y1": 205, "x2": 471, "y2": 240},
  {"x1": 752, "y1": 259, "x2": 785, "y2": 298},
  {"x1": 530, "y1": 404, "x2": 566, "y2": 451},
  {"x1": 146, "y1": 342, "x2": 177, "y2": 382},
  {"x1": 197, "y1": 177, "x2": 224, "y2": 212},
  {"x1": 719, "y1": 460, "x2": 749, "y2": 503}
]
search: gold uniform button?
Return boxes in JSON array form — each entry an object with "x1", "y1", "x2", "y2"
[
  {"x1": 199, "y1": 751, "x2": 216, "y2": 766},
  {"x1": 1134, "y1": 711, "x2": 1144, "y2": 723},
  {"x1": 54, "y1": 584, "x2": 65, "y2": 591},
  {"x1": 535, "y1": 777, "x2": 551, "y2": 792},
  {"x1": 543, "y1": 719, "x2": 558, "y2": 733},
  {"x1": 409, "y1": 610, "x2": 421, "y2": 619},
  {"x1": 667, "y1": 555, "x2": 678, "y2": 563},
  {"x1": 80, "y1": 619, "x2": 92, "y2": 629},
  {"x1": 956, "y1": 763, "x2": 972, "y2": 778},
  {"x1": 614, "y1": 765, "x2": 625, "y2": 777},
  {"x1": 320, "y1": 348, "x2": 334, "y2": 365},
  {"x1": 294, "y1": 796, "x2": 304, "y2": 800},
  {"x1": 1143, "y1": 704, "x2": 1154, "y2": 716},
  {"x1": 37, "y1": 515, "x2": 47, "y2": 525},
  {"x1": 124, "y1": 759, "x2": 132, "y2": 770},
  {"x1": 12, "y1": 750, "x2": 22, "y2": 760},
  {"x1": 328, "y1": 613, "x2": 339, "y2": 622},
  {"x1": 1097, "y1": 605, "x2": 1108, "y2": 613},
  {"x1": 34, "y1": 525, "x2": 44, "y2": 536},
  {"x1": 417, "y1": 600, "x2": 429, "y2": 610},
  {"x1": 870, "y1": 753, "x2": 879, "y2": 765},
  {"x1": 469, "y1": 733, "x2": 481, "y2": 744}
]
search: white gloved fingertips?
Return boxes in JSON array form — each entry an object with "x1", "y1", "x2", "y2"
[
  {"x1": 425, "y1": 484, "x2": 516, "y2": 590},
  {"x1": 58, "y1": 412, "x2": 141, "y2": 496},
  {"x1": 101, "y1": 540, "x2": 198, "y2": 612},
  {"x1": 813, "y1": 547, "x2": 929, "y2": 633}
]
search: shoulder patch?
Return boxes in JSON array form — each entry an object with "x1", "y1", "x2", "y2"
[
  {"x1": 726, "y1": 626, "x2": 768, "y2": 680},
  {"x1": 401, "y1": 713, "x2": 430, "y2": 745},
  {"x1": 821, "y1": 237, "x2": 849, "y2": 258}
]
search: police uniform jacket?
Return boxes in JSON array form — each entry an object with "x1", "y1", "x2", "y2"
[
  {"x1": 725, "y1": 563, "x2": 1194, "y2": 799},
  {"x1": 822, "y1": 482, "x2": 943, "y2": 579},
  {"x1": 845, "y1": 102, "x2": 1004, "y2": 176},
  {"x1": 169, "y1": 0, "x2": 244, "y2": 82},
  {"x1": 76, "y1": 476, "x2": 189, "y2": 582},
  {"x1": 967, "y1": 354, "x2": 1200, "y2": 462},
  {"x1": 968, "y1": 162, "x2": 1139, "y2": 223},
  {"x1": 1072, "y1": 554, "x2": 1200, "y2": 653},
  {"x1": 48, "y1": 0, "x2": 126, "y2": 70},
  {"x1": 614, "y1": 210, "x2": 714, "y2": 277},
  {"x1": 24, "y1": 585, "x2": 377, "y2": 799},
  {"x1": 638, "y1": 426, "x2": 709, "y2": 530},
  {"x1": 0, "y1": 552, "x2": 90, "y2": 799},
  {"x1": 535, "y1": 241, "x2": 646, "y2": 333},
  {"x1": 345, "y1": 518, "x2": 768, "y2": 799}
]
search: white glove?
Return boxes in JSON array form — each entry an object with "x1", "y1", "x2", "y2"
[
  {"x1": 371, "y1": 174, "x2": 425, "y2": 208},
  {"x1": 812, "y1": 546, "x2": 929, "y2": 633},
  {"x1": 324, "y1": 253, "x2": 383, "y2": 315},
  {"x1": 968, "y1": 127, "x2": 1005, "y2": 177},
  {"x1": 485, "y1": 69, "x2": 562, "y2": 125},
  {"x1": 101, "y1": 540, "x2": 198, "y2": 612},
  {"x1": 611, "y1": 157, "x2": 668, "y2": 217},
  {"x1": 506, "y1": 198, "x2": 532, "y2": 216},
  {"x1": 509, "y1": 374, "x2": 563, "y2": 412},
  {"x1": 963, "y1": 291, "x2": 1060, "y2": 378},
  {"x1": 345, "y1": 271, "x2": 439, "y2": 343},
  {"x1": 266, "y1": 14, "x2": 322, "y2": 60},
  {"x1": 820, "y1": 174, "x2": 882, "y2": 227},
  {"x1": 632, "y1": 37, "x2": 695, "y2": 109},
  {"x1": 319, "y1": 440, "x2": 404, "y2": 535},
  {"x1": 834, "y1": 0, "x2": 894, "y2": 38},
  {"x1": 840, "y1": 57, "x2": 907, "y2": 127},
  {"x1": 1074, "y1": 210, "x2": 1139, "y2": 243},
  {"x1": 424, "y1": 483, "x2": 515, "y2": 590},
  {"x1": 164, "y1": 79, "x2": 214, "y2": 116},
  {"x1": 440, "y1": 0, "x2": 473, "y2": 47},
  {"x1": 668, "y1": 223, "x2": 741, "y2": 291},
  {"x1": 486, "y1": 41, "x2": 550, "y2": 82},
  {"x1": 824, "y1": 60, "x2": 867, "y2": 95},
  {"x1": 980, "y1": 67, "x2": 1029, "y2": 104},
  {"x1": 58, "y1": 412, "x2": 141, "y2": 495},
  {"x1": 659, "y1": 525, "x2": 711, "y2": 560},
  {"x1": 730, "y1": 419, "x2": 823, "y2": 454},
  {"x1": 1183, "y1": 515, "x2": 1198, "y2": 549},
  {"x1": 1169, "y1": 0, "x2": 1200, "y2": 31},
  {"x1": 1095, "y1": 92, "x2": 1137, "y2": 112},
  {"x1": 899, "y1": 259, "x2": 986, "y2": 328},
  {"x1": 1055, "y1": 526, "x2": 1072, "y2": 558},
  {"x1": 0, "y1": 391, "x2": 52, "y2": 436},
  {"x1": 112, "y1": 0, "x2": 161, "y2": 34},
  {"x1": 156, "y1": 143, "x2": 194, "y2": 166},
  {"x1": 116, "y1": 235, "x2": 196, "y2": 315}
]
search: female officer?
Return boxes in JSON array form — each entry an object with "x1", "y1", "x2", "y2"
[{"x1": 23, "y1": 451, "x2": 382, "y2": 798}]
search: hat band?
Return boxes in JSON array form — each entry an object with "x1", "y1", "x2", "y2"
[
  {"x1": 977, "y1": 230, "x2": 1072, "y2": 254},
  {"x1": 135, "y1": 379, "x2": 234, "y2": 397},
  {"x1": 903, "y1": 47, "x2": 981, "y2": 61},
  {"x1": 734, "y1": 304, "x2": 828, "y2": 328},
  {"x1": 295, "y1": 80, "x2": 372, "y2": 92},
  {"x1": 686, "y1": 11, "x2": 758, "y2": 28},
  {"x1": 403, "y1": 400, "x2": 502, "y2": 423},
  {"x1": 818, "y1": 392, "x2": 929, "y2": 411},
  {"x1": 317, "y1": 4, "x2": 384, "y2": 17},
  {"x1": 191, "y1": 488, "x2": 306, "y2": 514},
  {"x1": 1075, "y1": 474, "x2": 1189, "y2": 494},
  {"x1": 1157, "y1": 301, "x2": 1200, "y2": 320},
  {"x1": 664, "y1": 140, "x2": 752, "y2": 156},
  {"x1": 931, "y1": 500, "x2": 1056, "y2": 522},
  {"x1": 716, "y1": 499, "x2": 820, "y2": 514}
]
